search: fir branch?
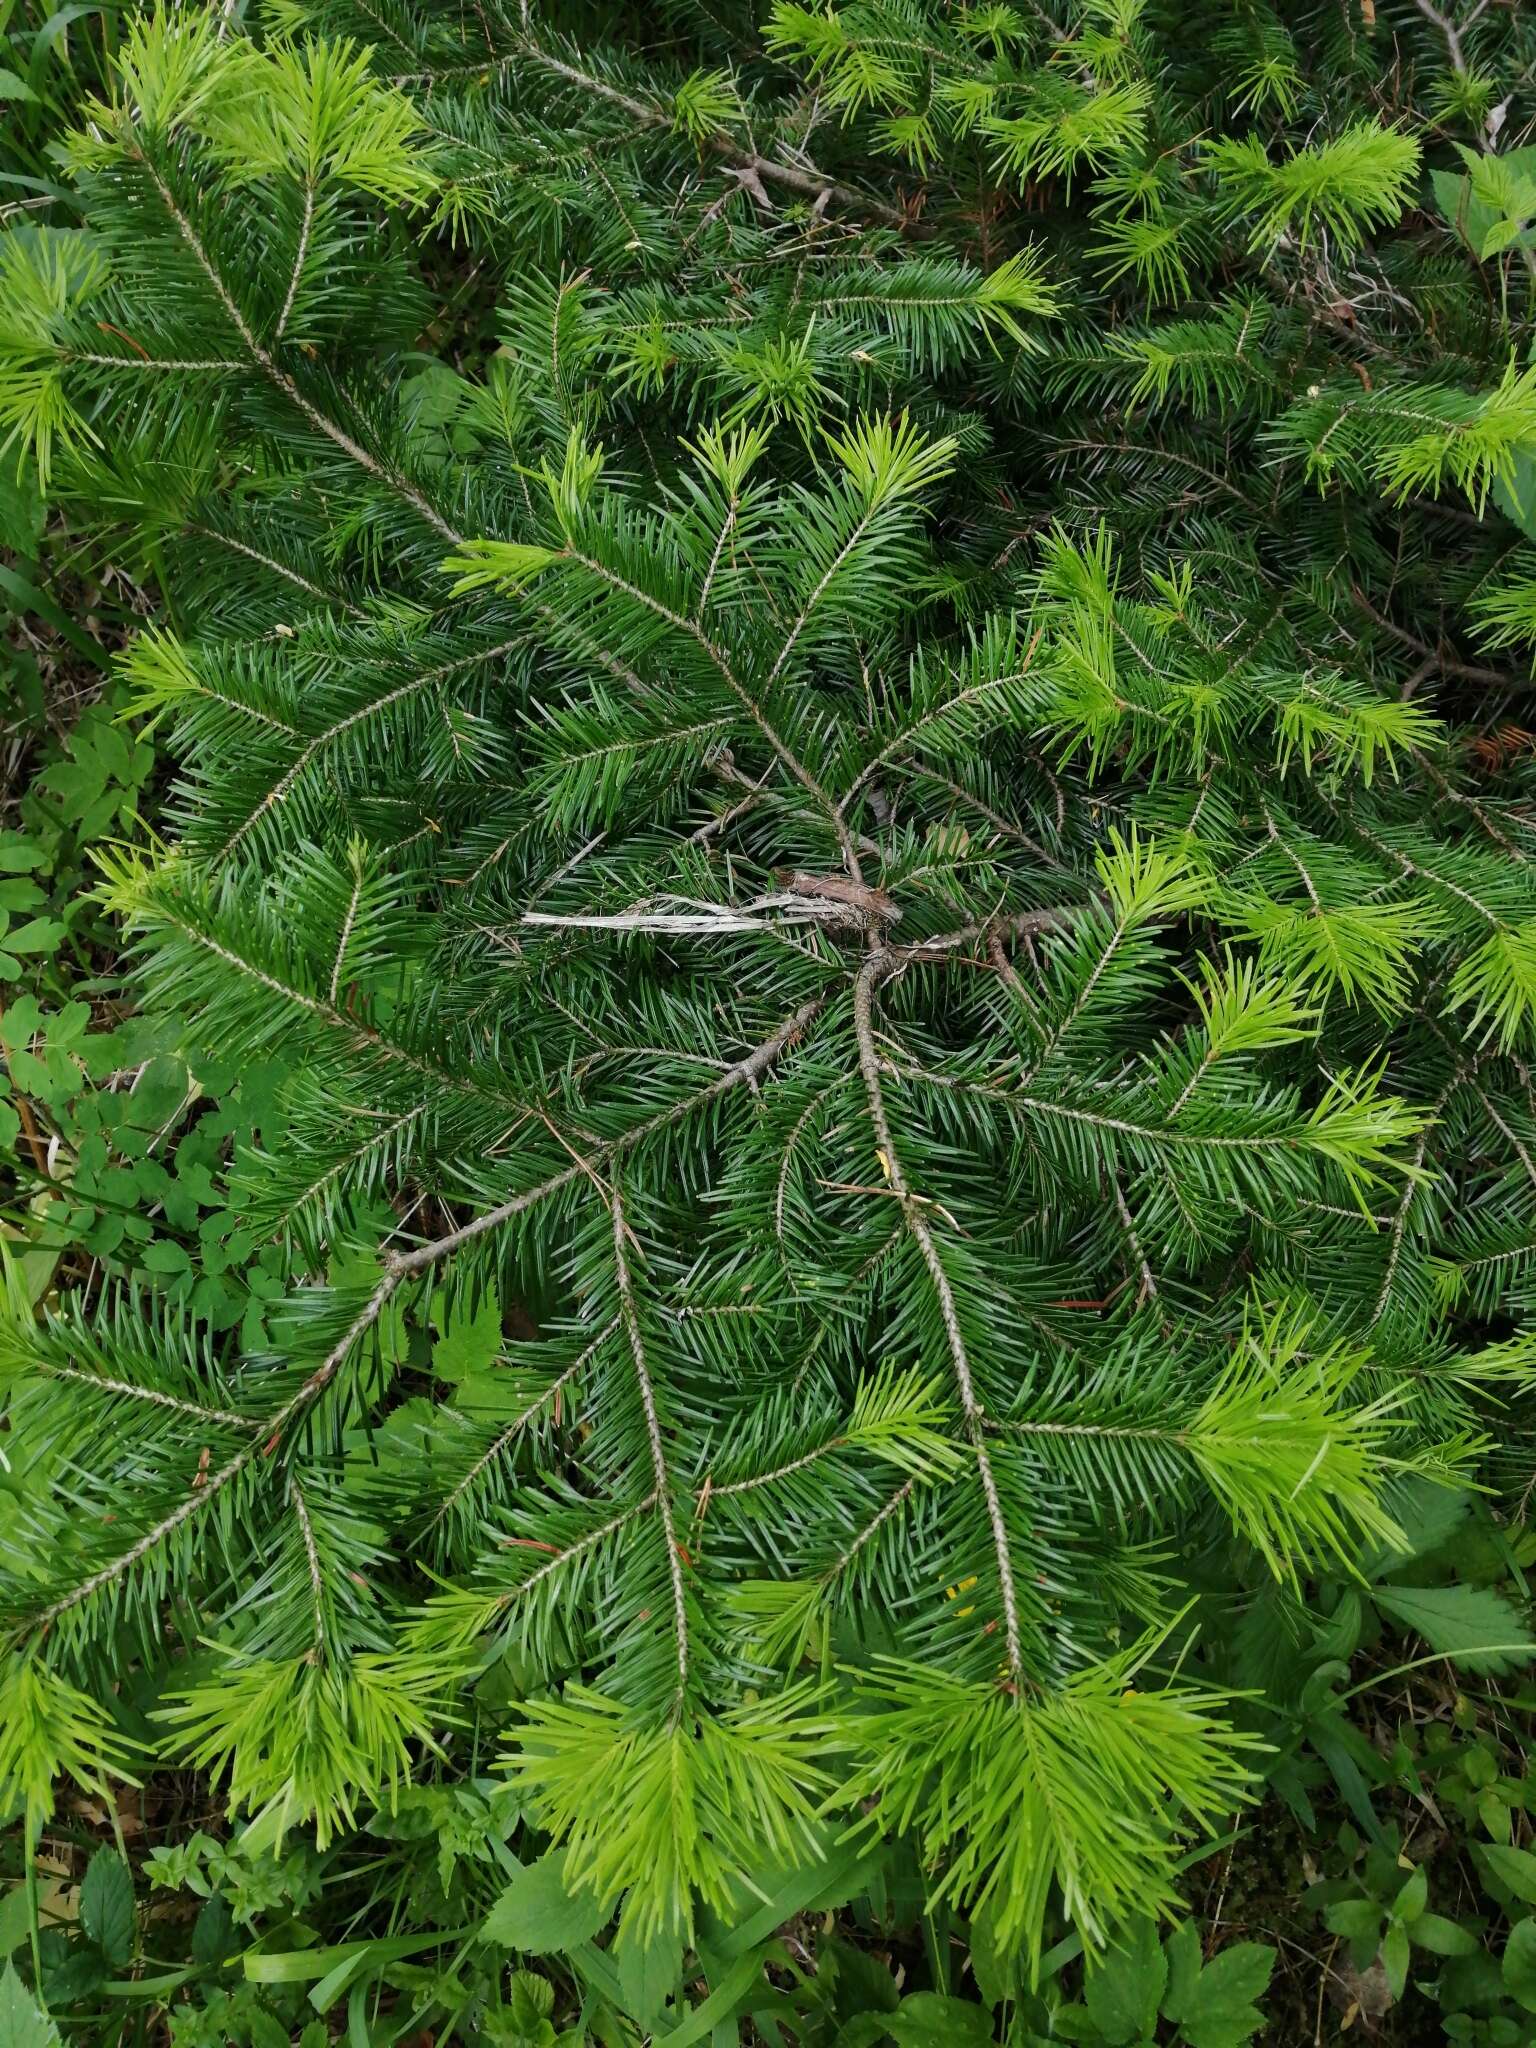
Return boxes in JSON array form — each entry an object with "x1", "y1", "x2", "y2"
[
  {"x1": 561, "y1": 547, "x2": 866, "y2": 875},
  {"x1": 288, "y1": 1477, "x2": 328, "y2": 1657},
  {"x1": 12, "y1": 0, "x2": 1535, "y2": 1956},
  {"x1": 386, "y1": 995, "x2": 827, "y2": 1274},
  {"x1": 141, "y1": 159, "x2": 462, "y2": 544},
  {"x1": 184, "y1": 526, "x2": 369, "y2": 621},
  {"x1": 275, "y1": 182, "x2": 316, "y2": 346},
  {"x1": 22, "y1": 1277, "x2": 399, "y2": 1638},
  {"x1": 29, "y1": 1363, "x2": 260, "y2": 1435},
  {"x1": 609, "y1": 1188, "x2": 690, "y2": 1703},
  {"x1": 213, "y1": 637, "x2": 524, "y2": 864},
  {"x1": 402, "y1": 32, "x2": 916, "y2": 231},
  {"x1": 853, "y1": 949, "x2": 1027, "y2": 1686},
  {"x1": 421, "y1": 1320, "x2": 615, "y2": 1536}
]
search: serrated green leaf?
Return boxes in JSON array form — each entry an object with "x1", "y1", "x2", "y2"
[
  {"x1": 1494, "y1": 448, "x2": 1536, "y2": 540},
  {"x1": 1478, "y1": 1844, "x2": 1536, "y2": 1905},
  {"x1": 1084, "y1": 1917, "x2": 1165, "y2": 2044},
  {"x1": 78, "y1": 1849, "x2": 134, "y2": 1967},
  {"x1": 1392, "y1": 1865, "x2": 1426, "y2": 1924},
  {"x1": 0, "y1": 1967, "x2": 61, "y2": 2048},
  {"x1": 484, "y1": 1849, "x2": 612, "y2": 1954},
  {"x1": 1323, "y1": 1899, "x2": 1381, "y2": 1940},
  {"x1": 1506, "y1": 1918, "x2": 1536, "y2": 2011},
  {"x1": 1410, "y1": 1912, "x2": 1479, "y2": 1956},
  {"x1": 1165, "y1": 1941, "x2": 1274, "y2": 2048},
  {"x1": 1373, "y1": 1584, "x2": 1536, "y2": 1674},
  {"x1": 0, "y1": 1887, "x2": 31, "y2": 1960},
  {"x1": 140, "y1": 1240, "x2": 192, "y2": 1275},
  {"x1": 433, "y1": 1287, "x2": 503, "y2": 1382},
  {"x1": 4, "y1": 919, "x2": 64, "y2": 954},
  {"x1": 886, "y1": 1992, "x2": 994, "y2": 2045},
  {"x1": 617, "y1": 1921, "x2": 684, "y2": 2027}
]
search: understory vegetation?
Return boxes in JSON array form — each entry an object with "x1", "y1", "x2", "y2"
[{"x1": 6, "y1": 0, "x2": 1536, "y2": 2040}]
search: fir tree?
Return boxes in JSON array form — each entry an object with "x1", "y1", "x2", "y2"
[{"x1": 3, "y1": 0, "x2": 1536, "y2": 1980}]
